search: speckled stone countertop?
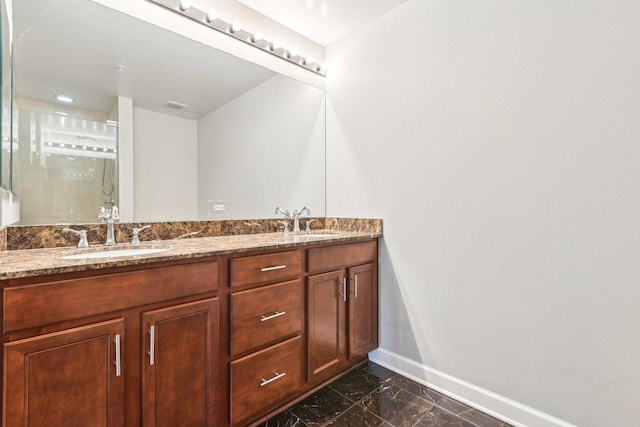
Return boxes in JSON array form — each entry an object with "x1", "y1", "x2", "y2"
[{"x1": 0, "y1": 230, "x2": 381, "y2": 280}]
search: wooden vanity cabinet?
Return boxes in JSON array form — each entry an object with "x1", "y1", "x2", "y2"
[
  {"x1": 142, "y1": 298, "x2": 219, "y2": 427},
  {"x1": 1, "y1": 259, "x2": 219, "y2": 427},
  {"x1": 2, "y1": 237, "x2": 378, "y2": 427},
  {"x1": 307, "y1": 241, "x2": 378, "y2": 384},
  {"x1": 4, "y1": 319, "x2": 125, "y2": 427}
]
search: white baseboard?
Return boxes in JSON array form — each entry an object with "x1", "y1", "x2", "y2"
[{"x1": 369, "y1": 348, "x2": 576, "y2": 427}]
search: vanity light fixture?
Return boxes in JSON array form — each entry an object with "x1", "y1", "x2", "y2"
[
  {"x1": 287, "y1": 48, "x2": 299, "y2": 60},
  {"x1": 178, "y1": 0, "x2": 192, "y2": 12},
  {"x1": 147, "y1": 0, "x2": 325, "y2": 76},
  {"x1": 270, "y1": 40, "x2": 281, "y2": 52},
  {"x1": 250, "y1": 31, "x2": 262, "y2": 43},
  {"x1": 229, "y1": 20, "x2": 242, "y2": 34},
  {"x1": 205, "y1": 9, "x2": 218, "y2": 23}
]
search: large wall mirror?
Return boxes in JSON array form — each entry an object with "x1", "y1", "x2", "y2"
[{"x1": 4, "y1": 0, "x2": 325, "y2": 225}]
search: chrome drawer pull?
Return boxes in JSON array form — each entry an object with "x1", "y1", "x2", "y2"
[
  {"x1": 260, "y1": 372, "x2": 286, "y2": 387},
  {"x1": 149, "y1": 325, "x2": 155, "y2": 366},
  {"x1": 261, "y1": 311, "x2": 286, "y2": 322},
  {"x1": 260, "y1": 265, "x2": 286, "y2": 272},
  {"x1": 114, "y1": 334, "x2": 122, "y2": 377}
]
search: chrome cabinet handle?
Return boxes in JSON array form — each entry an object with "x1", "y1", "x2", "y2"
[
  {"x1": 115, "y1": 334, "x2": 122, "y2": 377},
  {"x1": 261, "y1": 265, "x2": 286, "y2": 272},
  {"x1": 260, "y1": 372, "x2": 286, "y2": 387},
  {"x1": 340, "y1": 278, "x2": 347, "y2": 302},
  {"x1": 261, "y1": 311, "x2": 286, "y2": 322},
  {"x1": 355, "y1": 274, "x2": 358, "y2": 298},
  {"x1": 149, "y1": 325, "x2": 155, "y2": 366}
]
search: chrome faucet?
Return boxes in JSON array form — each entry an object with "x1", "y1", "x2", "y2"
[
  {"x1": 98, "y1": 205, "x2": 119, "y2": 246},
  {"x1": 274, "y1": 207, "x2": 290, "y2": 217},
  {"x1": 292, "y1": 207, "x2": 310, "y2": 232}
]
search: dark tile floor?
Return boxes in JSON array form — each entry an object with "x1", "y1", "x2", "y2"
[{"x1": 260, "y1": 361, "x2": 512, "y2": 427}]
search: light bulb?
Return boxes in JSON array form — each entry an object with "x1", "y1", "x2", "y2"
[
  {"x1": 206, "y1": 9, "x2": 218, "y2": 22},
  {"x1": 319, "y1": 63, "x2": 328, "y2": 73},
  {"x1": 270, "y1": 40, "x2": 281, "y2": 51},
  {"x1": 288, "y1": 48, "x2": 298, "y2": 58},
  {"x1": 251, "y1": 31, "x2": 263, "y2": 43},
  {"x1": 178, "y1": 0, "x2": 192, "y2": 11},
  {"x1": 304, "y1": 56, "x2": 314, "y2": 65},
  {"x1": 230, "y1": 21, "x2": 242, "y2": 33}
]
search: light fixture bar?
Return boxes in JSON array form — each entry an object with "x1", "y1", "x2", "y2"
[{"x1": 147, "y1": 0, "x2": 326, "y2": 76}]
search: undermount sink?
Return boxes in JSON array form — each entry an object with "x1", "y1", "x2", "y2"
[
  {"x1": 298, "y1": 233, "x2": 341, "y2": 239},
  {"x1": 60, "y1": 247, "x2": 171, "y2": 260}
]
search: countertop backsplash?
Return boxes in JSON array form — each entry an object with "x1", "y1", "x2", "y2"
[{"x1": 1, "y1": 218, "x2": 382, "y2": 251}]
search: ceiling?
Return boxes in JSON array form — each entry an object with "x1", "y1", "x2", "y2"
[{"x1": 236, "y1": 0, "x2": 409, "y2": 46}]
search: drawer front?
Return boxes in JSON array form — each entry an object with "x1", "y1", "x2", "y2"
[
  {"x1": 307, "y1": 240, "x2": 377, "y2": 273},
  {"x1": 230, "y1": 336, "x2": 303, "y2": 426},
  {"x1": 230, "y1": 280, "x2": 303, "y2": 356},
  {"x1": 230, "y1": 250, "x2": 301, "y2": 287},
  {"x1": 3, "y1": 261, "x2": 218, "y2": 333}
]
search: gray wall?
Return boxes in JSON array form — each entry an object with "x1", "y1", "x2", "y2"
[
  {"x1": 133, "y1": 108, "x2": 198, "y2": 222},
  {"x1": 326, "y1": 1, "x2": 640, "y2": 426},
  {"x1": 198, "y1": 74, "x2": 325, "y2": 219}
]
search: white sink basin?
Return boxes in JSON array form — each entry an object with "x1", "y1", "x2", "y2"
[{"x1": 60, "y1": 247, "x2": 171, "y2": 260}]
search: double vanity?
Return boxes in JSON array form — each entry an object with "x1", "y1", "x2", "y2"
[{"x1": 0, "y1": 221, "x2": 380, "y2": 426}]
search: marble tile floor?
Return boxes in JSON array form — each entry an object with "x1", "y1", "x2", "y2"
[{"x1": 260, "y1": 361, "x2": 513, "y2": 427}]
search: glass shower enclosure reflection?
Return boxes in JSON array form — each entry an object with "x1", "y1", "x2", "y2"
[{"x1": 12, "y1": 110, "x2": 118, "y2": 224}]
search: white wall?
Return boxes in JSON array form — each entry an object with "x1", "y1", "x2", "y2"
[
  {"x1": 133, "y1": 108, "x2": 198, "y2": 221},
  {"x1": 198, "y1": 74, "x2": 325, "y2": 219},
  {"x1": 326, "y1": 1, "x2": 640, "y2": 426}
]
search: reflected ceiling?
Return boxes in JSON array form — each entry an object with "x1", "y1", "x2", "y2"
[{"x1": 14, "y1": 0, "x2": 275, "y2": 117}]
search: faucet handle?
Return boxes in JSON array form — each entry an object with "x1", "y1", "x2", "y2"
[
  {"x1": 131, "y1": 225, "x2": 151, "y2": 245},
  {"x1": 63, "y1": 228, "x2": 90, "y2": 248},
  {"x1": 111, "y1": 206, "x2": 119, "y2": 221},
  {"x1": 277, "y1": 220, "x2": 290, "y2": 235},
  {"x1": 305, "y1": 219, "x2": 314, "y2": 233}
]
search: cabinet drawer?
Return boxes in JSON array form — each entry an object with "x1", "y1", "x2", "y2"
[
  {"x1": 230, "y1": 336, "x2": 303, "y2": 426},
  {"x1": 307, "y1": 240, "x2": 377, "y2": 273},
  {"x1": 3, "y1": 261, "x2": 218, "y2": 333},
  {"x1": 230, "y1": 280, "x2": 302, "y2": 356},
  {"x1": 230, "y1": 250, "x2": 301, "y2": 287}
]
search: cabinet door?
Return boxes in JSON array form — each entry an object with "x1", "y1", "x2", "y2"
[
  {"x1": 4, "y1": 319, "x2": 125, "y2": 427},
  {"x1": 142, "y1": 298, "x2": 219, "y2": 427},
  {"x1": 307, "y1": 270, "x2": 346, "y2": 383},
  {"x1": 348, "y1": 263, "x2": 378, "y2": 359}
]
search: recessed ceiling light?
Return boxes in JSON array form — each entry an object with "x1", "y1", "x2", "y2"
[{"x1": 55, "y1": 94, "x2": 74, "y2": 103}]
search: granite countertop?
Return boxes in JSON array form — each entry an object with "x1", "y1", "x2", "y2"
[{"x1": 0, "y1": 230, "x2": 381, "y2": 280}]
